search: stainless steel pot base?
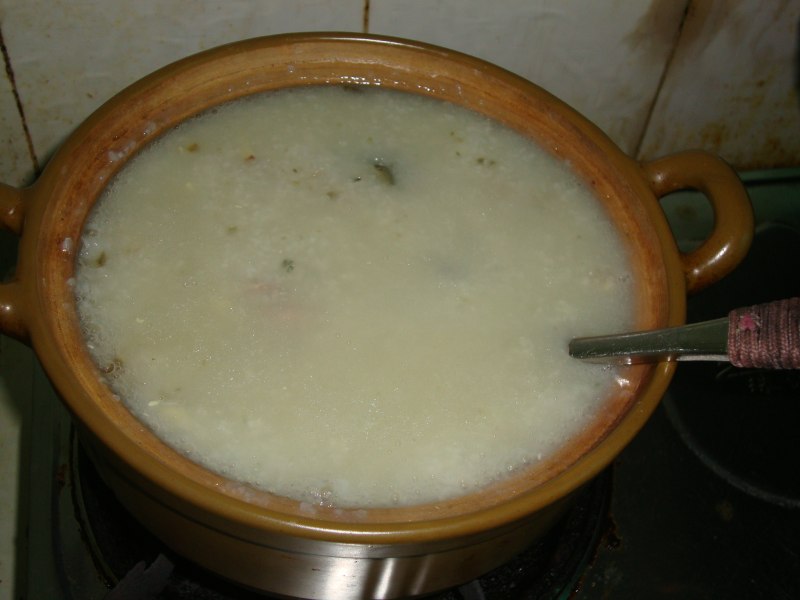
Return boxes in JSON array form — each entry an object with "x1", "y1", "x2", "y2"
[{"x1": 69, "y1": 436, "x2": 611, "y2": 600}]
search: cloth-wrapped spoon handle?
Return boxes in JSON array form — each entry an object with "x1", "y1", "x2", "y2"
[
  {"x1": 569, "y1": 298, "x2": 800, "y2": 369},
  {"x1": 728, "y1": 298, "x2": 800, "y2": 369}
]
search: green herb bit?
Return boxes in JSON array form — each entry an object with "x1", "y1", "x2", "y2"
[
  {"x1": 373, "y1": 159, "x2": 395, "y2": 186},
  {"x1": 226, "y1": 225, "x2": 239, "y2": 234},
  {"x1": 186, "y1": 142, "x2": 199, "y2": 152},
  {"x1": 94, "y1": 251, "x2": 107, "y2": 267},
  {"x1": 282, "y1": 258, "x2": 295, "y2": 273}
]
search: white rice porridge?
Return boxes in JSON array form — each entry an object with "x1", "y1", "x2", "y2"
[{"x1": 75, "y1": 86, "x2": 635, "y2": 508}]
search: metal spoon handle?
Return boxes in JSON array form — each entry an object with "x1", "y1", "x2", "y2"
[{"x1": 569, "y1": 298, "x2": 800, "y2": 369}]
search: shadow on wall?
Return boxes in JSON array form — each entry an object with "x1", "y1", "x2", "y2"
[{"x1": 796, "y1": 16, "x2": 800, "y2": 108}]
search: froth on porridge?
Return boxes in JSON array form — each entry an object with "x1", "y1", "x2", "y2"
[{"x1": 75, "y1": 85, "x2": 635, "y2": 508}]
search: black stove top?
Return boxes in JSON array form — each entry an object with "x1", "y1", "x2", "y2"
[
  {"x1": 18, "y1": 172, "x2": 800, "y2": 599},
  {"x1": 575, "y1": 218, "x2": 800, "y2": 599}
]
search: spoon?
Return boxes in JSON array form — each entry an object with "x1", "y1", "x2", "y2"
[{"x1": 568, "y1": 297, "x2": 800, "y2": 369}]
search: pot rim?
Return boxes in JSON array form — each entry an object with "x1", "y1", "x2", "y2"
[{"x1": 22, "y1": 32, "x2": 689, "y2": 546}]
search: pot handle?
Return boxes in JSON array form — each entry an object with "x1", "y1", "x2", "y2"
[
  {"x1": 0, "y1": 183, "x2": 29, "y2": 342},
  {"x1": 641, "y1": 151, "x2": 754, "y2": 294}
]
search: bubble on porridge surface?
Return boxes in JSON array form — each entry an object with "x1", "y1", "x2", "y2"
[{"x1": 107, "y1": 140, "x2": 136, "y2": 163}]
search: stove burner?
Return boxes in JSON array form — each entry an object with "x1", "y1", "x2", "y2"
[
  {"x1": 665, "y1": 223, "x2": 800, "y2": 508},
  {"x1": 69, "y1": 439, "x2": 611, "y2": 600}
]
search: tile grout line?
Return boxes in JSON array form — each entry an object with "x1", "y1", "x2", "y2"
[
  {"x1": 633, "y1": 0, "x2": 693, "y2": 160},
  {"x1": 362, "y1": 0, "x2": 370, "y2": 34},
  {"x1": 0, "y1": 26, "x2": 40, "y2": 174}
]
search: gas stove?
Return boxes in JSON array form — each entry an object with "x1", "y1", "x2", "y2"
[{"x1": 12, "y1": 170, "x2": 800, "y2": 599}]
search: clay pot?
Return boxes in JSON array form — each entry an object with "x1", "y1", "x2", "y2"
[{"x1": 0, "y1": 33, "x2": 753, "y2": 599}]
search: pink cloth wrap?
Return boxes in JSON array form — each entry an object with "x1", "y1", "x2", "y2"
[{"x1": 728, "y1": 298, "x2": 800, "y2": 369}]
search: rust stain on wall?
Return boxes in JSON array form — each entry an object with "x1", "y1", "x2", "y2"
[
  {"x1": 624, "y1": 0, "x2": 688, "y2": 58},
  {"x1": 638, "y1": 0, "x2": 800, "y2": 169}
]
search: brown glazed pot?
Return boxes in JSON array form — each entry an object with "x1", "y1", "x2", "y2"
[{"x1": 0, "y1": 33, "x2": 753, "y2": 599}]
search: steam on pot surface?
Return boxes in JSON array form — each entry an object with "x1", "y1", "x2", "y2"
[{"x1": 73, "y1": 85, "x2": 635, "y2": 509}]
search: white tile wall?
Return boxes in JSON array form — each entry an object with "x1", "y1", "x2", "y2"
[
  {"x1": 1, "y1": 0, "x2": 798, "y2": 178},
  {"x1": 0, "y1": 1, "x2": 798, "y2": 598},
  {"x1": 639, "y1": 0, "x2": 800, "y2": 168},
  {"x1": 369, "y1": 0, "x2": 688, "y2": 155},
  {"x1": 0, "y1": 0, "x2": 364, "y2": 171}
]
